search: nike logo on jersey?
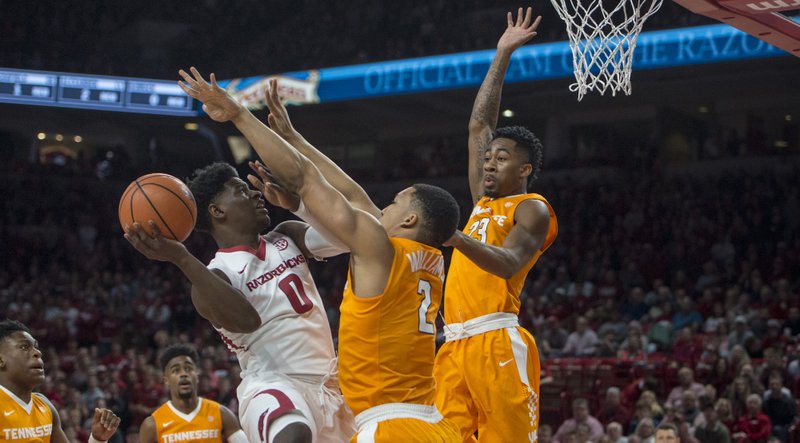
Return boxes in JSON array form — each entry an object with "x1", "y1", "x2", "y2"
[
  {"x1": 163, "y1": 421, "x2": 173, "y2": 427},
  {"x1": 471, "y1": 206, "x2": 493, "y2": 217},
  {"x1": 499, "y1": 358, "x2": 514, "y2": 367},
  {"x1": 4, "y1": 410, "x2": 14, "y2": 416},
  {"x1": 238, "y1": 265, "x2": 247, "y2": 274}
]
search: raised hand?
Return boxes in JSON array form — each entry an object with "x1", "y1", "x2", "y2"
[
  {"x1": 90, "y1": 408, "x2": 121, "y2": 441},
  {"x1": 497, "y1": 7, "x2": 542, "y2": 53},
  {"x1": 247, "y1": 160, "x2": 300, "y2": 211},
  {"x1": 264, "y1": 78, "x2": 299, "y2": 141},
  {"x1": 124, "y1": 222, "x2": 189, "y2": 263},
  {"x1": 178, "y1": 67, "x2": 243, "y2": 122}
]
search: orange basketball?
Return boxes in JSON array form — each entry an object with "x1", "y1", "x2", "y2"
[{"x1": 118, "y1": 173, "x2": 197, "y2": 242}]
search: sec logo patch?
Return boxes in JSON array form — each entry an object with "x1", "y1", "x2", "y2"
[{"x1": 272, "y1": 239, "x2": 289, "y2": 251}]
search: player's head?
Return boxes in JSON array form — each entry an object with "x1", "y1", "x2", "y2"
[
  {"x1": 654, "y1": 423, "x2": 679, "y2": 442},
  {"x1": 484, "y1": 126, "x2": 543, "y2": 197},
  {"x1": 188, "y1": 162, "x2": 269, "y2": 236},
  {"x1": 159, "y1": 344, "x2": 200, "y2": 401},
  {"x1": 380, "y1": 184, "x2": 459, "y2": 247},
  {"x1": 0, "y1": 320, "x2": 45, "y2": 389}
]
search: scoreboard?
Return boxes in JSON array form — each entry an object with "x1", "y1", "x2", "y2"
[{"x1": 0, "y1": 68, "x2": 196, "y2": 116}]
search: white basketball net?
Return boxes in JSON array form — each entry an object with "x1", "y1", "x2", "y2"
[{"x1": 551, "y1": 0, "x2": 664, "y2": 100}]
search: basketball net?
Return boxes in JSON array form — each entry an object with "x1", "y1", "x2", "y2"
[{"x1": 551, "y1": 0, "x2": 664, "y2": 100}]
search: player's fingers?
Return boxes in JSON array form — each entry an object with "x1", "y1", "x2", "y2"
[
  {"x1": 178, "y1": 81, "x2": 198, "y2": 98},
  {"x1": 522, "y1": 6, "x2": 532, "y2": 27},
  {"x1": 149, "y1": 221, "x2": 165, "y2": 240},
  {"x1": 190, "y1": 67, "x2": 209, "y2": 86},
  {"x1": 210, "y1": 72, "x2": 218, "y2": 89},
  {"x1": 178, "y1": 69, "x2": 195, "y2": 85},
  {"x1": 247, "y1": 174, "x2": 265, "y2": 191},
  {"x1": 516, "y1": 7, "x2": 523, "y2": 26},
  {"x1": 507, "y1": 11, "x2": 513, "y2": 27},
  {"x1": 529, "y1": 15, "x2": 542, "y2": 32}
]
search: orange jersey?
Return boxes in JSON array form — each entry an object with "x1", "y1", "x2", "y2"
[
  {"x1": 338, "y1": 237, "x2": 444, "y2": 416},
  {"x1": 0, "y1": 386, "x2": 53, "y2": 442},
  {"x1": 444, "y1": 193, "x2": 557, "y2": 323},
  {"x1": 152, "y1": 398, "x2": 223, "y2": 443}
]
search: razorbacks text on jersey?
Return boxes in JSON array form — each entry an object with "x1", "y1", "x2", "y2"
[
  {"x1": 152, "y1": 398, "x2": 222, "y2": 443},
  {"x1": 0, "y1": 384, "x2": 53, "y2": 443},
  {"x1": 207, "y1": 231, "x2": 335, "y2": 378}
]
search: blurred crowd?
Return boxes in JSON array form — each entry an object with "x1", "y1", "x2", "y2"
[
  {"x1": 2, "y1": 148, "x2": 799, "y2": 442},
  {"x1": 0, "y1": 0, "x2": 713, "y2": 79}
]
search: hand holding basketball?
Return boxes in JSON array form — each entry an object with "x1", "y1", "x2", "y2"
[
  {"x1": 178, "y1": 67, "x2": 243, "y2": 123},
  {"x1": 124, "y1": 221, "x2": 188, "y2": 263},
  {"x1": 497, "y1": 7, "x2": 542, "y2": 52}
]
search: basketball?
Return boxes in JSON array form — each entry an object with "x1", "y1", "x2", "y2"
[{"x1": 118, "y1": 173, "x2": 197, "y2": 242}]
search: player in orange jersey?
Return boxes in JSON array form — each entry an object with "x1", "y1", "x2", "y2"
[
  {"x1": 178, "y1": 69, "x2": 461, "y2": 442},
  {"x1": 0, "y1": 320, "x2": 120, "y2": 443},
  {"x1": 139, "y1": 344, "x2": 245, "y2": 443},
  {"x1": 432, "y1": 7, "x2": 558, "y2": 443}
]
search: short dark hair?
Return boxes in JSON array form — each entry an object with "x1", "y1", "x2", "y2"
[
  {"x1": 187, "y1": 163, "x2": 238, "y2": 232},
  {"x1": 409, "y1": 184, "x2": 459, "y2": 247},
  {"x1": 159, "y1": 344, "x2": 199, "y2": 372},
  {"x1": 493, "y1": 126, "x2": 543, "y2": 185},
  {"x1": 0, "y1": 320, "x2": 31, "y2": 342},
  {"x1": 656, "y1": 422, "x2": 679, "y2": 435}
]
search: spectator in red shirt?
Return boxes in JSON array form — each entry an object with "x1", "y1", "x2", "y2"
[{"x1": 732, "y1": 394, "x2": 772, "y2": 443}]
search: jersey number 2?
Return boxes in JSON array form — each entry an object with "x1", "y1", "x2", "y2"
[
  {"x1": 278, "y1": 274, "x2": 314, "y2": 314},
  {"x1": 417, "y1": 279, "x2": 435, "y2": 335}
]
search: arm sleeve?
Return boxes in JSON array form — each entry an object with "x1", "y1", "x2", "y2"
[
  {"x1": 227, "y1": 430, "x2": 248, "y2": 443},
  {"x1": 293, "y1": 201, "x2": 350, "y2": 258},
  {"x1": 304, "y1": 225, "x2": 349, "y2": 258}
]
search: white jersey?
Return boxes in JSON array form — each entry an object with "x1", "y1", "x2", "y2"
[{"x1": 208, "y1": 231, "x2": 336, "y2": 379}]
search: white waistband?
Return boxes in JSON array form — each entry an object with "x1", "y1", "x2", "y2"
[
  {"x1": 444, "y1": 312, "x2": 519, "y2": 342},
  {"x1": 354, "y1": 403, "x2": 443, "y2": 431}
]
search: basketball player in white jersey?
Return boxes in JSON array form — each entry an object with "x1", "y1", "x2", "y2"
[{"x1": 124, "y1": 163, "x2": 355, "y2": 443}]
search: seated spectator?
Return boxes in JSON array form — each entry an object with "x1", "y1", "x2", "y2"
[
  {"x1": 633, "y1": 417, "x2": 656, "y2": 443},
  {"x1": 597, "y1": 387, "x2": 633, "y2": 426},
  {"x1": 621, "y1": 377, "x2": 660, "y2": 410},
  {"x1": 666, "y1": 367, "x2": 706, "y2": 410},
  {"x1": 629, "y1": 400, "x2": 660, "y2": 435},
  {"x1": 622, "y1": 287, "x2": 649, "y2": 321},
  {"x1": 639, "y1": 391, "x2": 665, "y2": 421},
  {"x1": 737, "y1": 363, "x2": 765, "y2": 396},
  {"x1": 562, "y1": 316, "x2": 599, "y2": 357},
  {"x1": 606, "y1": 422, "x2": 629, "y2": 443},
  {"x1": 672, "y1": 327, "x2": 703, "y2": 366},
  {"x1": 761, "y1": 320, "x2": 787, "y2": 351},
  {"x1": 678, "y1": 390, "x2": 701, "y2": 431},
  {"x1": 726, "y1": 377, "x2": 754, "y2": 417},
  {"x1": 618, "y1": 334, "x2": 647, "y2": 361},
  {"x1": 695, "y1": 401, "x2": 732, "y2": 443},
  {"x1": 541, "y1": 315, "x2": 570, "y2": 355},
  {"x1": 728, "y1": 317, "x2": 755, "y2": 351},
  {"x1": 732, "y1": 394, "x2": 772, "y2": 443},
  {"x1": 672, "y1": 297, "x2": 703, "y2": 332},
  {"x1": 762, "y1": 372, "x2": 796, "y2": 442},
  {"x1": 554, "y1": 398, "x2": 605, "y2": 443},
  {"x1": 540, "y1": 424, "x2": 554, "y2": 443}
]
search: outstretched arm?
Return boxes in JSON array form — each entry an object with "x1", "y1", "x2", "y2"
[
  {"x1": 179, "y1": 68, "x2": 393, "y2": 296},
  {"x1": 447, "y1": 199, "x2": 551, "y2": 279},
  {"x1": 467, "y1": 7, "x2": 541, "y2": 203},
  {"x1": 264, "y1": 79, "x2": 381, "y2": 218}
]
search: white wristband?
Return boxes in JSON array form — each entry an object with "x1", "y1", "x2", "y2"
[{"x1": 88, "y1": 435, "x2": 107, "y2": 443}]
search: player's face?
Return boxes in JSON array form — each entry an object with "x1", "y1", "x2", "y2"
[
  {"x1": 163, "y1": 356, "x2": 198, "y2": 401},
  {"x1": 482, "y1": 138, "x2": 531, "y2": 198},
  {"x1": 214, "y1": 178, "x2": 270, "y2": 232},
  {"x1": 380, "y1": 187, "x2": 417, "y2": 235},
  {"x1": 0, "y1": 331, "x2": 45, "y2": 387}
]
